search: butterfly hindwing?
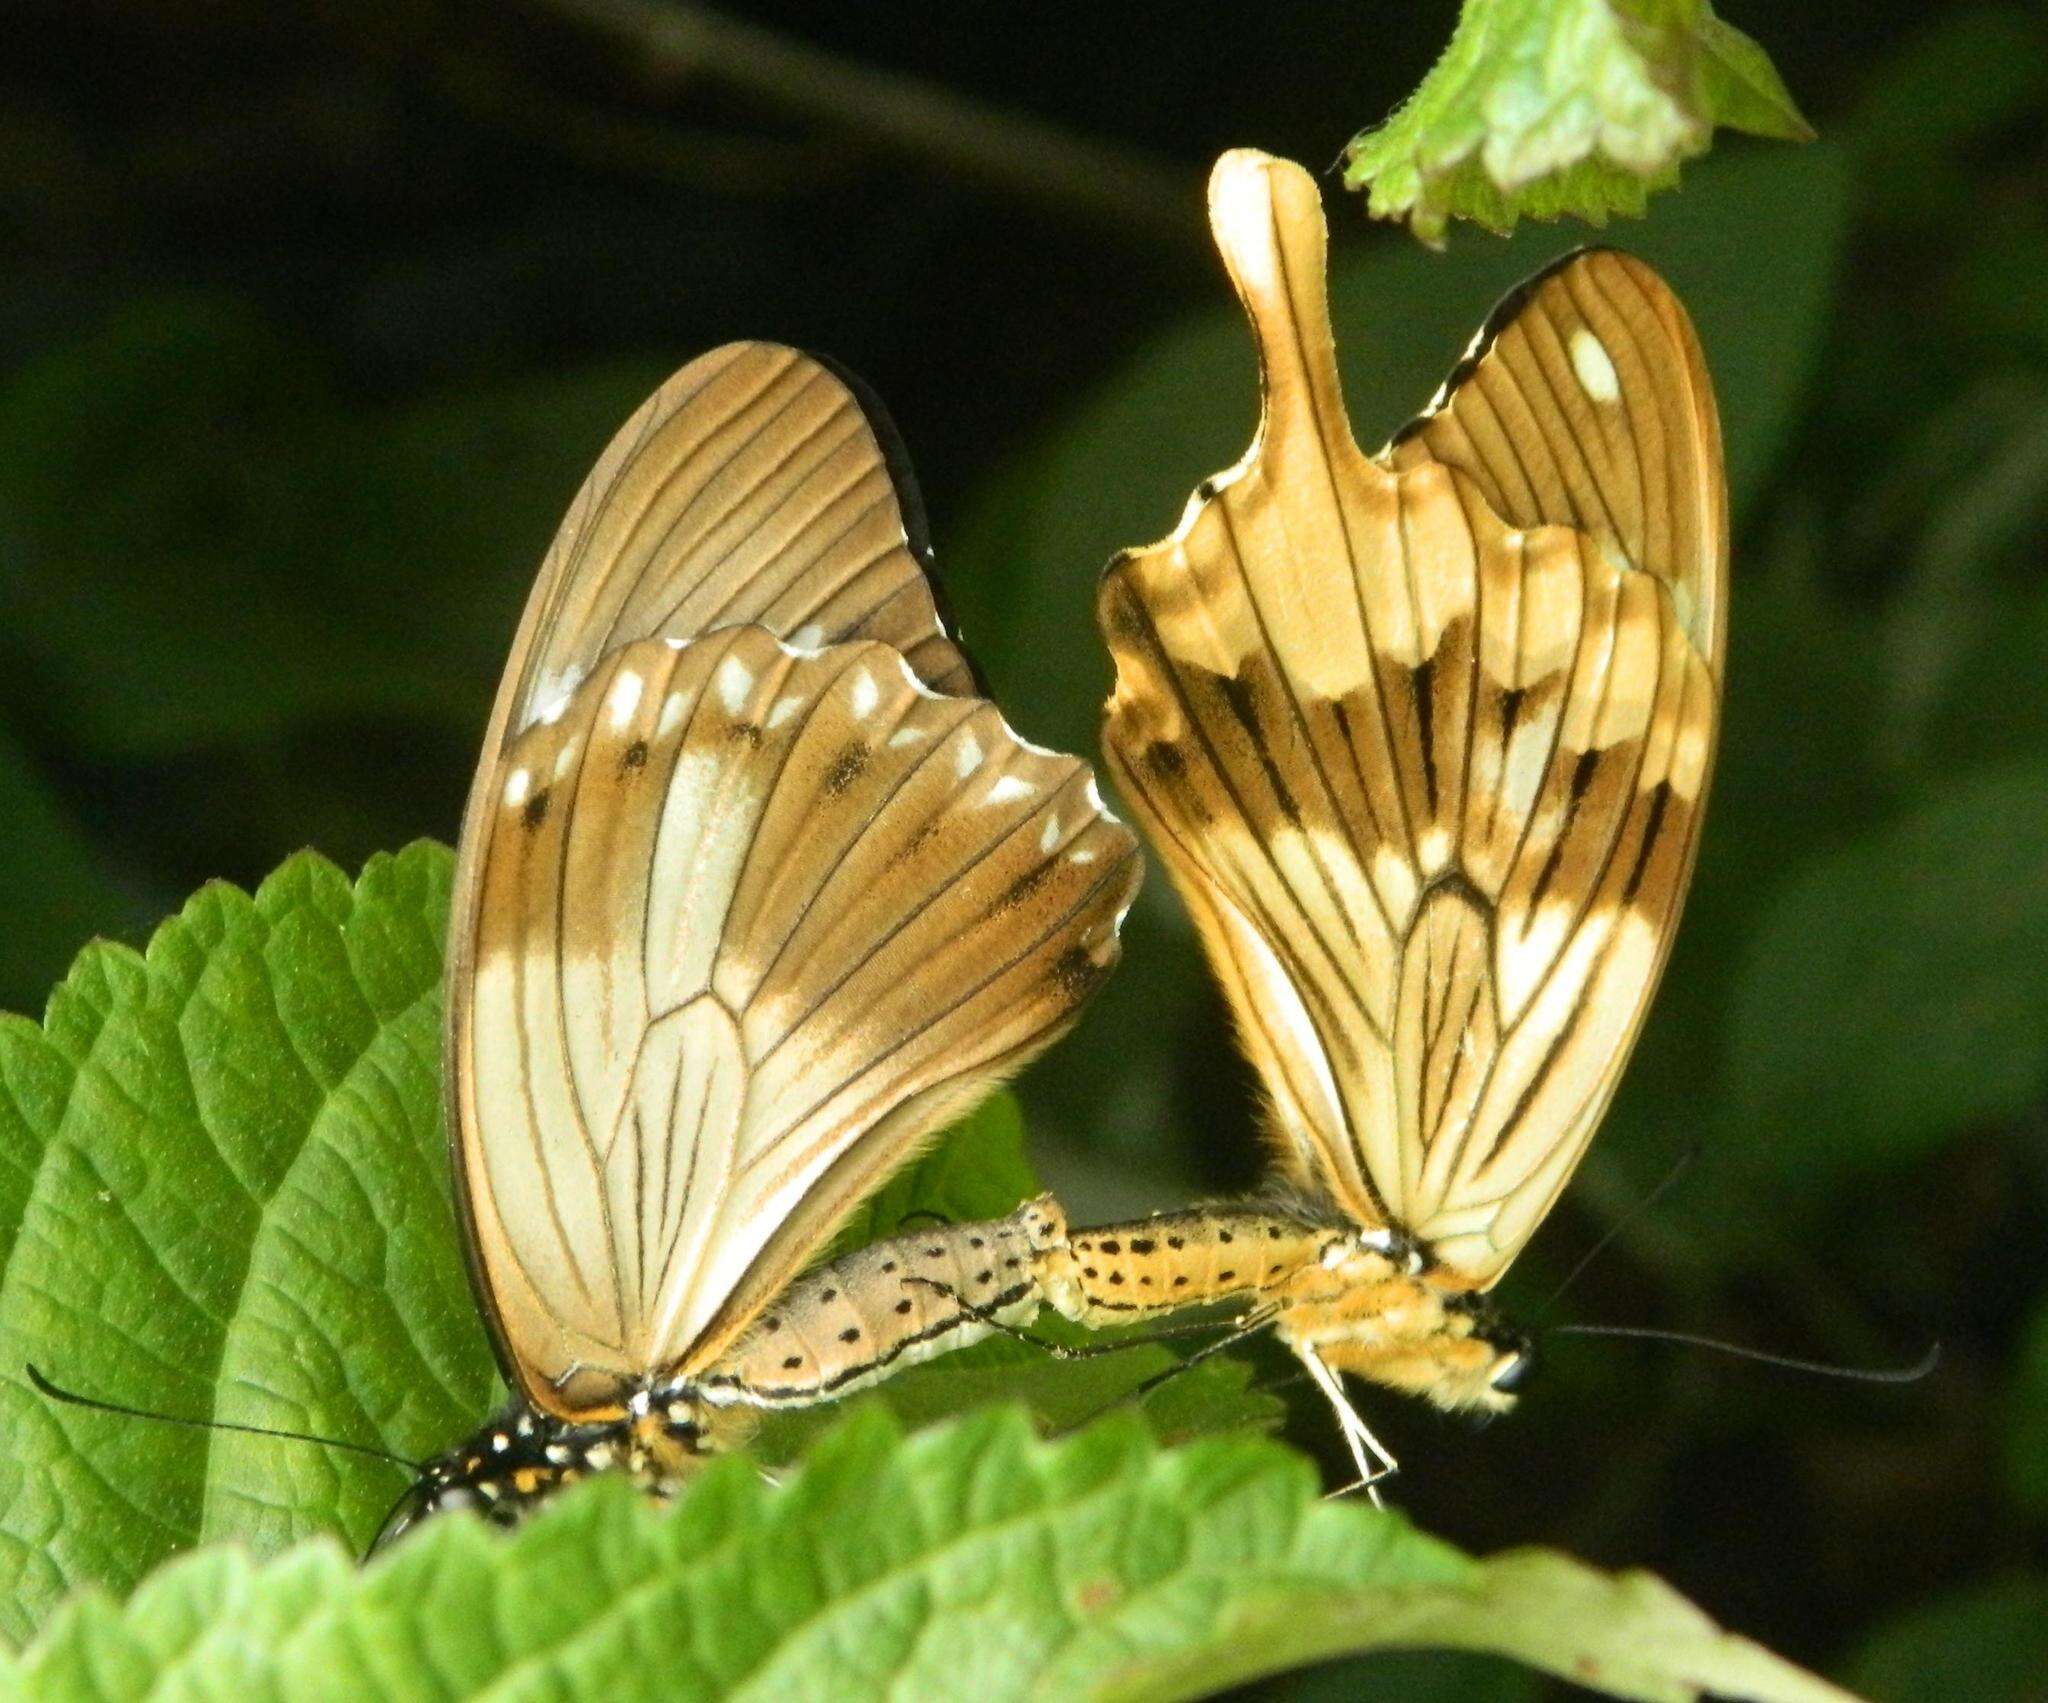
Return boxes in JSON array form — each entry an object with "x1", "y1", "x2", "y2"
[
  {"x1": 459, "y1": 627, "x2": 1138, "y2": 1414},
  {"x1": 1099, "y1": 150, "x2": 1724, "y2": 1287}
]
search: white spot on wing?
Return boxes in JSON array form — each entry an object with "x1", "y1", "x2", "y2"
[
  {"x1": 716, "y1": 655, "x2": 754, "y2": 715},
  {"x1": 791, "y1": 623, "x2": 825, "y2": 649},
  {"x1": 768, "y1": 694, "x2": 805, "y2": 729},
  {"x1": 608, "y1": 669, "x2": 644, "y2": 729},
  {"x1": 1039, "y1": 814, "x2": 1062, "y2": 853},
  {"x1": 955, "y1": 733, "x2": 983, "y2": 778},
  {"x1": 658, "y1": 692, "x2": 687, "y2": 739},
  {"x1": 888, "y1": 725, "x2": 927, "y2": 749},
  {"x1": 1209, "y1": 154, "x2": 1281, "y2": 298},
  {"x1": 553, "y1": 741, "x2": 579, "y2": 782},
  {"x1": 502, "y1": 768, "x2": 531, "y2": 807},
  {"x1": 528, "y1": 664, "x2": 584, "y2": 728},
  {"x1": 849, "y1": 668, "x2": 879, "y2": 720},
  {"x1": 987, "y1": 774, "x2": 1035, "y2": 806},
  {"x1": 1570, "y1": 329, "x2": 1620, "y2": 403}
]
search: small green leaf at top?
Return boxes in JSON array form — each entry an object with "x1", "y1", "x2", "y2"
[
  {"x1": 1, "y1": 1408, "x2": 1853, "y2": 1703},
  {"x1": 1344, "y1": 0, "x2": 1814, "y2": 244}
]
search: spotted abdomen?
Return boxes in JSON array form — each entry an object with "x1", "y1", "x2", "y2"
[
  {"x1": 1040, "y1": 1208, "x2": 1342, "y2": 1327},
  {"x1": 695, "y1": 1195, "x2": 1066, "y2": 1408}
]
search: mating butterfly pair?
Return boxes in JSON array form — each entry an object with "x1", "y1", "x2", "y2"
[{"x1": 42, "y1": 147, "x2": 1726, "y2": 1537}]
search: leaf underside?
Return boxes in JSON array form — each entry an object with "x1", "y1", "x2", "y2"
[{"x1": 1342, "y1": 0, "x2": 1814, "y2": 243}]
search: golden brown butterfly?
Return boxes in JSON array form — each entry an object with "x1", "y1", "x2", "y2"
[
  {"x1": 1033, "y1": 149, "x2": 1727, "y2": 1494},
  {"x1": 396, "y1": 344, "x2": 1138, "y2": 1535}
]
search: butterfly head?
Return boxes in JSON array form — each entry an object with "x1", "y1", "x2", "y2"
[
  {"x1": 380, "y1": 1390, "x2": 718, "y2": 1547},
  {"x1": 1303, "y1": 1280, "x2": 1533, "y2": 1418},
  {"x1": 1429, "y1": 1293, "x2": 1534, "y2": 1415}
]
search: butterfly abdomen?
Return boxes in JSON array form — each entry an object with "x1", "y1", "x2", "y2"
[
  {"x1": 696, "y1": 1196, "x2": 1065, "y2": 1408},
  {"x1": 1044, "y1": 1209, "x2": 1339, "y2": 1326}
]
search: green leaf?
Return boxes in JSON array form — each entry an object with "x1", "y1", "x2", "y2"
[
  {"x1": 750, "y1": 1316, "x2": 1281, "y2": 1475},
  {"x1": 1723, "y1": 759, "x2": 2048, "y2": 1182},
  {"x1": 1846, "y1": 1572, "x2": 2048, "y2": 1703},
  {"x1": 1342, "y1": 0, "x2": 1813, "y2": 243},
  {"x1": 0, "y1": 1409, "x2": 1847, "y2": 1702},
  {"x1": 0, "y1": 844, "x2": 498, "y2": 1644},
  {"x1": 0, "y1": 850, "x2": 1279, "y2": 1646}
]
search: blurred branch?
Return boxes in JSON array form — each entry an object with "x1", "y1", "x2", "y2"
[
  {"x1": 526, "y1": 0, "x2": 1202, "y2": 244},
  {"x1": 433, "y1": 48, "x2": 846, "y2": 197}
]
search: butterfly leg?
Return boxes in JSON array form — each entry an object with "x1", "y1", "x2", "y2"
[{"x1": 1297, "y1": 1344, "x2": 1398, "y2": 1507}]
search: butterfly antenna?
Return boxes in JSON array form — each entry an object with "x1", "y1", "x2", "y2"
[
  {"x1": 1537, "y1": 1145, "x2": 1698, "y2": 1317},
  {"x1": 369, "y1": 1481, "x2": 428, "y2": 1556},
  {"x1": 27, "y1": 1363, "x2": 423, "y2": 1471},
  {"x1": 1546, "y1": 1327, "x2": 1941, "y2": 1385}
]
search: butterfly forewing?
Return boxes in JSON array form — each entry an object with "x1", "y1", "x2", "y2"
[
  {"x1": 499, "y1": 341, "x2": 975, "y2": 740},
  {"x1": 1387, "y1": 247, "x2": 1727, "y2": 672},
  {"x1": 460, "y1": 626, "x2": 1137, "y2": 1416},
  {"x1": 1098, "y1": 150, "x2": 1725, "y2": 1287}
]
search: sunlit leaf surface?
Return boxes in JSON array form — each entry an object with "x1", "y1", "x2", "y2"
[{"x1": 2, "y1": 1410, "x2": 1848, "y2": 1703}]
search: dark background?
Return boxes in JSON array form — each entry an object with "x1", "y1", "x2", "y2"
[{"x1": 4, "y1": 4, "x2": 2046, "y2": 1696}]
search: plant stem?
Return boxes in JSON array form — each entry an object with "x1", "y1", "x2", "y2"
[{"x1": 530, "y1": 0, "x2": 1203, "y2": 244}]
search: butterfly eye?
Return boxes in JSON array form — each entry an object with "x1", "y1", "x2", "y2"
[{"x1": 1491, "y1": 1350, "x2": 1533, "y2": 1394}]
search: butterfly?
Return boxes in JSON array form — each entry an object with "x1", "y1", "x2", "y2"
[
  {"x1": 399, "y1": 342, "x2": 1139, "y2": 1534},
  {"x1": 1032, "y1": 148, "x2": 1726, "y2": 1494}
]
